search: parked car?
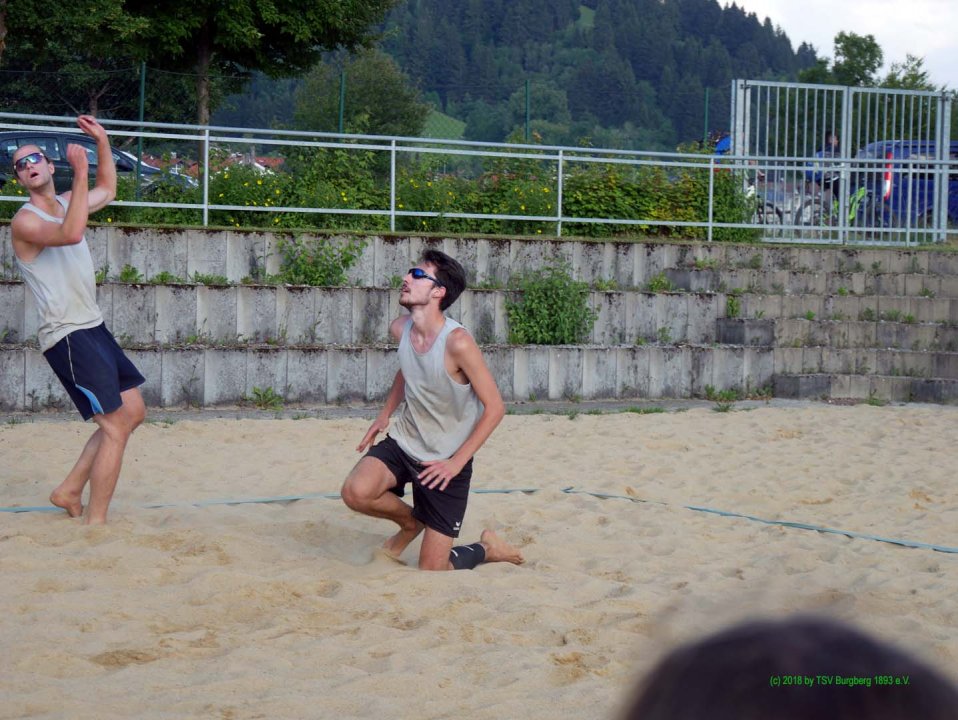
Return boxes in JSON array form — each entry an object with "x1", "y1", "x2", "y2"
[
  {"x1": 853, "y1": 140, "x2": 958, "y2": 226},
  {"x1": 0, "y1": 130, "x2": 196, "y2": 194}
]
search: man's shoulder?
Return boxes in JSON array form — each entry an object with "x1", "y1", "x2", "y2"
[{"x1": 445, "y1": 324, "x2": 478, "y2": 354}]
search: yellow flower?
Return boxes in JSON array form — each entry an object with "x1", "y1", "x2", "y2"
[
  {"x1": 398, "y1": 203, "x2": 404, "y2": 208},
  {"x1": 256, "y1": 179, "x2": 263, "y2": 185},
  {"x1": 274, "y1": 189, "x2": 281, "y2": 195},
  {"x1": 107, "y1": 217, "x2": 113, "y2": 223},
  {"x1": 426, "y1": 181, "x2": 432, "y2": 187},
  {"x1": 520, "y1": 204, "x2": 526, "y2": 211},
  {"x1": 218, "y1": 193, "x2": 224, "y2": 198}
]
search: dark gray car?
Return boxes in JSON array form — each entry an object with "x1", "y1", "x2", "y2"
[{"x1": 0, "y1": 130, "x2": 194, "y2": 193}]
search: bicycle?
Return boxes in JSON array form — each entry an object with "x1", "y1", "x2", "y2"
[{"x1": 797, "y1": 183, "x2": 871, "y2": 228}]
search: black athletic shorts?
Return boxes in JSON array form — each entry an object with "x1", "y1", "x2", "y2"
[
  {"x1": 44, "y1": 323, "x2": 145, "y2": 421},
  {"x1": 366, "y1": 435, "x2": 473, "y2": 538}
]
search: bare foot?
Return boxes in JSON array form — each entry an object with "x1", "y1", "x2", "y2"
[
  {"x1": 480, "y1": 529, "x2": 524, "y2": 565},
  {"x1": 382, "y1": 520, "x2": 425, "y2": 559},
  {"x1": 50, "y1": 488, "x2": 83, "y2": 518}
]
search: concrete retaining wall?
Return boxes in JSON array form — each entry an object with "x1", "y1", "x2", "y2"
[
  {"x1": 0, "y1": 344, "x2": 773, "y2": 412},
  {"x1": 0, "y1": 282, "x2": 724, "y2": 347},
  {"x1": 4, "y1": 225, "x2": 958, "y2": 286}
]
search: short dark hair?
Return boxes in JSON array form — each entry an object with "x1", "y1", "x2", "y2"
[
  {"x1": 623, "y1": 615, "x2": 958, "y2": 720},
  {"x1": 421, "y1": 249, "x2": 466, "y2": 310}
]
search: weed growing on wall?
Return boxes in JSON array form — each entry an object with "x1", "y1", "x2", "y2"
[
  {"x1": 276, "y1": 234, "x2": 365, "y2": 286},
  {"x1": 506, "y1": 263, "x2": 596, "y2": 344}
]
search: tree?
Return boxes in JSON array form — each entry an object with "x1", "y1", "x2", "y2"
[
  {"x1": 882, "y1": 55, "x2": 937, "y2": 91},
  {"x1": 0, "y1": 0, "x2": 150, "y2": 117},
  {"x1": 293, "y1": 50, "x2": 430, "y2": 137},
  {"x1": 125, "y1": 0, "x2": 398, "y2": 126},
  {"x1": 797, "y1": 32, "x2": 883, "y2": 87},
  {"x1": 832, "y1": 32, "x2": 883, "y2": 86}
]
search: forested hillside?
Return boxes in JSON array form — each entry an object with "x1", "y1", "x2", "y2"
[{"x1": 377, "y1": 0, "x2": 817, "y2": 148}]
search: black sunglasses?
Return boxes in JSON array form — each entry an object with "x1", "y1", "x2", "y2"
[
  {"x1": 408, "y1": 267, "x2": 444, "y2": 287},
  {"x1": 14, "y1": 152, "x2": 48, "y2": 172}
]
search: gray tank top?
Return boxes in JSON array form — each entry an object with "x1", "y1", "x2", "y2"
[
  {"x1": 14, "y1": 197, "x2": 103, "y2": 352},
  {"x1": 391, "y1": 316, "x2": 484, "y2": 462}
]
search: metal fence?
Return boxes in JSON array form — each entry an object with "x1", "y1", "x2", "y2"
[
  {"x1": 1, "y1": 99, "x2": 955, "y2": 246},
  {"x1": 732, "y1": 80, "x2": 955, "y2": 245}
]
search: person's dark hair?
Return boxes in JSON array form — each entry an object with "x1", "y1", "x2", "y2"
[
  {"x1": 622, "y1": 616, "x2": 958, "y2": 720},
  {"x1": 421, "y1": 249, "x2": 466, "y2": 311}
]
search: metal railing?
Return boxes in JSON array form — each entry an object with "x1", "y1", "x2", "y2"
[{"x1": 1, "y1": 111, "x2": 954, "y2": 245}]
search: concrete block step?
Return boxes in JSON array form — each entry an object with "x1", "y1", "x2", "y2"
[
  {"x1": 6, "y1": 228, "x2": 958, "y2": 290},
  {"x1": 0, "y1": 343, "x2": 773, "y2": 411},
  {"x1": 736, "y1": 293, "x2": 958, "y2": 325},
  {"x1": 0, "y1": 281, "x2": 728, "y2": 348},
  {"x1": 773, "y1": 373, "x2": 958, "y2": 404},
  {"x1": 772, "y1": 318, "x2": 958, "y2": 351},
  {"x1": 772, "y1": 346, "x2": 958, "y2": 380},
  {"x1": 665, "y1": 267, "x2": 958, "y2": 298}
]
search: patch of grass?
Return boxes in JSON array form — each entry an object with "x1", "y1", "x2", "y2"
[
  {"x1": 192, "y1": 272, "x2": 230, "y2": 285},
  {"x1": 726, "y1": 294, "x2": 741, "y2": 319},
  {"x1": 149, "y1": 271, "x2": 184, "y2": 284},
  {"x1": 645, "y1": 272, "x2": 675, "y2": 293},
  {"x1": 246, "y1": 386, "x2": 284, "y2": 410},
  {"x1": 117, "y1": 264, "x2": 143, "y2": 283}
]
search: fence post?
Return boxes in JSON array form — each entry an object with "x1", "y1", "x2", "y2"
[
  {"x1": 202, "y1": 127, "x2": 210, "y2": 227},
  {"x1": 935, "y1": 93, "x2": 952, "y2": 242},
  {"x1": 707, "y1": 156, "x2": 715, "y2": 242},
  {"x1": 556, "y1": 149, "x2": 564, "y2": 238},
  {"x1": 390, "y1": 140, "x2": 397, "y2": 233}
]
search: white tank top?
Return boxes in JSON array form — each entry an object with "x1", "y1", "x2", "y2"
[
  {"x1": 14, "y1": 197, "x2": 103, "y2": 352},
  {"x1": 391, "y1": 316, "x2": 484, "y2": 462}
]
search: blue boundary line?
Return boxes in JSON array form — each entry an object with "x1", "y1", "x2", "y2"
[{"x1": 3, "y1": 487, "x2": 956, "y2": 555}]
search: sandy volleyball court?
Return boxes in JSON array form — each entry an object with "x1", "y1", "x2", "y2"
[{"x1": 2, "y1": 403, "x2": 957, "y2": 719}]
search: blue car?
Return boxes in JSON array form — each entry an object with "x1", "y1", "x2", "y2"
[{"x1": 854, "y1": 140, "x2": 958, "y2": 226}]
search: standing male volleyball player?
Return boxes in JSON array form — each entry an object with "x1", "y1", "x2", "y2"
[
  {"x1": 10, "y1": 116, "x2": 146, "y2": 524},
  {"x1": 341, "y1": 249, "x2": 523, "y2": 570}
]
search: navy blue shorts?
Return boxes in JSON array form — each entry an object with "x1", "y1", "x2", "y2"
[
  {"x1": 366, "y1": 435, "x2": 473, "y2": 538},
  {"x1": 43, "y1": 324, "x2": 145, "y2": 421}
]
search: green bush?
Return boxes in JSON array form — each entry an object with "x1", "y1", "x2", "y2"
[{"x1": 506, "y1": 264, "x2": 596, "y2": 344}]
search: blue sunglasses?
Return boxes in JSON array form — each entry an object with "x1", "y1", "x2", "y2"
[
  {"x1": 14, "y1": 152, "x2": 48, "y2": 172},
  {"x1": 408, "y1": 267, "x2": 444, "y2": 287}
]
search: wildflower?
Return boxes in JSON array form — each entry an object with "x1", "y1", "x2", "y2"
[{"x1": 256, "y1": 179, "x2": 263, "y2": 185}]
